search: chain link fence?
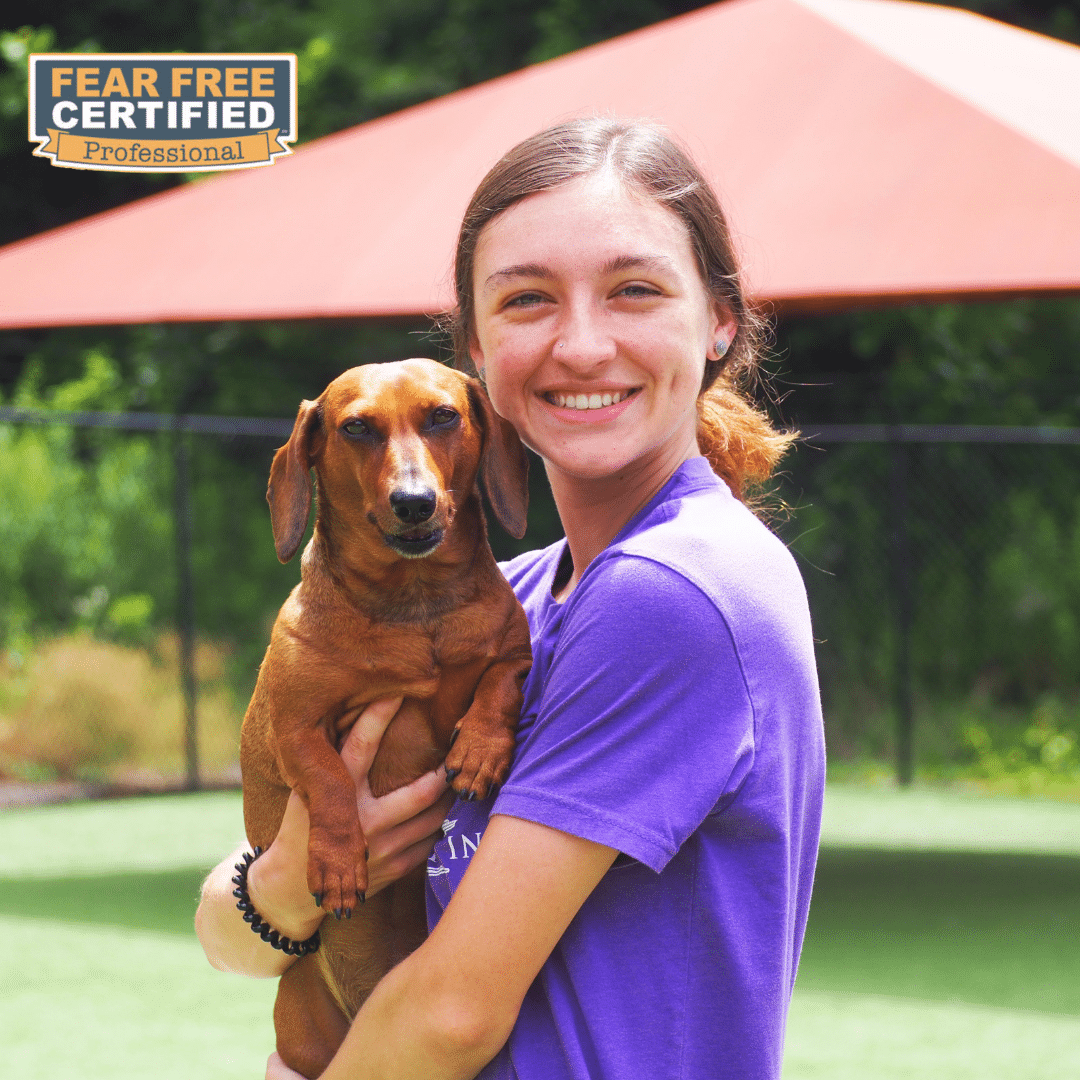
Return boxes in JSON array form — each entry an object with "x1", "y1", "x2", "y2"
[
  {"x1": 0, "y1": 405, "x2": 292, "y2": 790},
  {"x1": 778, "y1": 426, "x2": 1080, "y2": 783},
  {"x1": 4, "y1": 407, "x2": 1079, "y2": 788}
]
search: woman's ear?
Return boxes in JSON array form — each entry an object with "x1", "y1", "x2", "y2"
[{"x1": 710, "y1": 305, "x2": 739, "y2": 361}]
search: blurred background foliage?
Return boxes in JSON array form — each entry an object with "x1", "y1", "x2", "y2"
[{"x1": 1, "y1": 0, "x2": 1079, "y2": 787}]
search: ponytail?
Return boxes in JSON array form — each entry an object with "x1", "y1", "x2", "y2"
[{"x1": 696, "y1": 380, "x2": 795, "y2": 502}]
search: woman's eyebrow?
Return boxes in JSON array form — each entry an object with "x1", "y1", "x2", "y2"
[
  {"x1": 603, "y1": 254, "x2": 676, "y2": 275},
  {"x1": 483, "y1": 263, "x2": 552, "y2": 292}
]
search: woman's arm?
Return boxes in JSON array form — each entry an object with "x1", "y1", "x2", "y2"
[
  {"x1": 196, "y1": 697, "x2": 455, "y2": 978},
  {"x1": 267, "y1": 813, "x2": 617, "y2": 1080}
]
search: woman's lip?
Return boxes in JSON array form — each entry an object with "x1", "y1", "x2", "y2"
[
  {"x1": 538, "y1": 387, "x2": 640, "y2": 422},
  {"x1": 542, "y1": 388, "x2": 641, "y2": 411}
]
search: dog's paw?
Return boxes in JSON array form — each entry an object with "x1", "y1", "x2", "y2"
[
  {"x1": 444, "y1": 723, "x2": 514, "y2": 801},
  {"x1": 307, "y1": 824, "x2": 368, "y2": 918}
]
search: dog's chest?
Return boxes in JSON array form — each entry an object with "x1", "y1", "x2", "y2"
[
  {"x1": 361, "y1": 616, "x2": 506, "y2": 793},
  {"x1": 349, "y1": 604, "x2": 503, "y2": 692}
]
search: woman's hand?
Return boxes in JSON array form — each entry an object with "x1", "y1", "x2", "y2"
[{"x1": 196, "y1": 697, "x2": 454, "y2": 978}]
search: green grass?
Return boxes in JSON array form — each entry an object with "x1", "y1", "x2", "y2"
[
  {"x1": 0, "y1": 867, "x2": 209, "y2": 935},
  {"x1": 0, "y1": 789, "x2": 246, "y2": 878},
  {"x1": 785, "y1": 991, "x2": 1080, "y2": 1080},
  {"x1": 1, "y1": 785, "x2": 1079, "y2": 1078},
  {"x1": 0, "y1": 914, "x2": 276, "y2": 1080},
  {"x1": 799, "y1": 849, "x2": 1080, "y2": 1015}
]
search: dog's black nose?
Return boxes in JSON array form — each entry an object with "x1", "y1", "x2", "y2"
[{"x1": 390, "y1": 489, "x2": 437, "y2": 525}]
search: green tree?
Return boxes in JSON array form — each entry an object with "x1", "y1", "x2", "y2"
[
  {"x1": 0, "y1": 351, "x2": 171, "y2": 647},
  {"x1": 1, "y1": 0, "x2": 1079, "y2": 768}
]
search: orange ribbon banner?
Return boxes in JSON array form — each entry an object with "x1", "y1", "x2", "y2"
[{"x1": 38, "y1": 129, "x2": 283, "y2": 170}]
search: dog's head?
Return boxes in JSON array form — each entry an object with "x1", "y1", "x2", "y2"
[{"x1": 267, "y1": 358, "x2": 529, "y2": 564}]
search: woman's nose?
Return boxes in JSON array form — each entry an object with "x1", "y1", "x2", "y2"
[{"x1": 553, "y1": 303, "x2": 617, "y2": 367}]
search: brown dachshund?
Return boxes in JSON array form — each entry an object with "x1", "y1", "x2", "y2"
[{"x1": 240, "y1": 358, "x2": 533, "y2": 1078}]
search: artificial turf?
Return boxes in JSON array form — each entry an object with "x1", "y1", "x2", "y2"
[
  {"x1": 1, "y1": 914, "x2": 277, "y2": 1080},
  {"x1": 784, "y1": 990, "x2": 1080, "y2": 1080},
  {"x1": 0, "y1": 866, "x2": 209, "y2": 935},
  {"x1": 1, "y1": 787, "x2": 1077, "y2": 1078},
  {"x1": 2, "y1": 847, "x2": 1076, "y2": 1016},
  {"x1": 798, "y1": 848, "x2": 1080, "y2": 1016}
]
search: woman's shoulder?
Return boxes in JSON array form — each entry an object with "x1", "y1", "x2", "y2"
[
  {"x1": 624, "y1": 477, "x2": 797, "y2": 589},
  {"x1": 582, "y1": 476, "x2": 811, "y2": 643}
]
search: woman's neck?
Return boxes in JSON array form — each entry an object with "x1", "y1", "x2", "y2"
[{"x1": 546, "y1": 435, "x2": 702, "y2": 600}]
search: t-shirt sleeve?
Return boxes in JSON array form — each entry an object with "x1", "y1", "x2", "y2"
[{"x1": 493, "y1": 554, "x2": 756, "y2": 872}]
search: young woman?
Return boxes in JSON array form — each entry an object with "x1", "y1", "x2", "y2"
[{"x1": 197, "y1": 117, "x2": 825, "y2": 1080}]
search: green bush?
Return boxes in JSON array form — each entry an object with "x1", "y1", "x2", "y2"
[
  {"x1": 956, "y1": 694, "x2": 1080, "y2": 794},
  {"x1": 0, "y1": 633, "x2": 243, "y2": 782}
]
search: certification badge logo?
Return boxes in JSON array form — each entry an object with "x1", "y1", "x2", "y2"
[{"x1": 28, "y1": 54, "x2": 297, "y2": 172}]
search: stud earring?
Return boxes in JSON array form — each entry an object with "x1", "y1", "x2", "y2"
[{"x1": 714, "y1": 339, "x2": 729, "y2": 360}]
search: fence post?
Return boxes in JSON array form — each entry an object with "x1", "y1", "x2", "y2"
[
  {"x1": 889, "y1": 441, "x2": 915, "y2": 787},
  {"x1": 172, "y1": 425, "x2": 199, "y2": 791}
]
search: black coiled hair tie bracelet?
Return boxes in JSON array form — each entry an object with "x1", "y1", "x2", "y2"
[{"x1": 231, "y1": 847, "x2": 321, "y2": 956}]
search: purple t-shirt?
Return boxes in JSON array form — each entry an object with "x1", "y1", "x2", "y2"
[{"x1": 426, "y1": 457, "x2": 825, "y2": 1080}]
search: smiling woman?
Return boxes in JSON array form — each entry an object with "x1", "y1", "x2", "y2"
[
  {"x1": 455, "y1": 120, "x2": 792, "y2": 503},
  {"x1": 196, "y1": 117, "x2": 825, "y2": 1080},
  {"x1": 469, "y1": 173, "x2": 722, "y2": 490}
]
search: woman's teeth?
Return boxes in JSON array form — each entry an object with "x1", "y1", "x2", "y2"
[{"x1": 548, "y1": 390, "x2": 633, "y2": 410}]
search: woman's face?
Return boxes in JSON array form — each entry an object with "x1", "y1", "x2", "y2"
[{"x1": 469, "y1": 171, "x2": 735, "y2": 485}]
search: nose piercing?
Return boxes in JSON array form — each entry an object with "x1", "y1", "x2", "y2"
[
  {"x1": 556, "y1": 341, "x2": 566, "y2": 349},
  {"x1": 714, "y1": 339, "x2": 729, "y2": 360}
]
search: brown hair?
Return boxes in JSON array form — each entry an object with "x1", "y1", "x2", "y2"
[{"x1": 449, "y1": 116, "x2": 793, "y2": 500}]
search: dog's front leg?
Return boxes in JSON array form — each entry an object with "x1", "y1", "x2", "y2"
[
  {"x1": 276, "y1": 724, "x2": 368, "y2": 917},
  {"x1": 446, "y1": 628, "x2": 532, "y2": 800}
]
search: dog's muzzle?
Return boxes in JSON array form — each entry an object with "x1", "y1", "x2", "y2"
[{"x1": 384, "y1": 487, "x2": 444, "y2": 558}]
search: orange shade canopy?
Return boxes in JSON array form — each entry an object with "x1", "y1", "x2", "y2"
[{"x1": 2, "y1": 0, "x2": 1079, "y2": 329}]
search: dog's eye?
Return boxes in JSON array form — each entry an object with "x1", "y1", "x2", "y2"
[
  {"x1": 430, "y1": 407, "x2": 459, "y2": 428},
  {"x1": 342, "y1": 420, "x2": 369, "y2": 437}
]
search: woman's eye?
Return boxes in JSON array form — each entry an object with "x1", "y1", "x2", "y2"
[
  {"x1": 504, "y1": 291, "x2": 547, "y2": 308},
  {"x1": 431, "y1": 407, "x2": 459, "y2": 427},
  {"x1": 342, "y1": 420, "x2": 369, "y2": 437},
  {"x1": 617, "y1": 283, "x2": 661, "y2": 299}
]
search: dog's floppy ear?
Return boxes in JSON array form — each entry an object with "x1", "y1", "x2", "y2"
[
  {"x1": 466, "y1": 379, "x2": 529, "y2": 540},
  {"x1": 267, "y1": 399, "x2": 322, "y2": 563}
]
